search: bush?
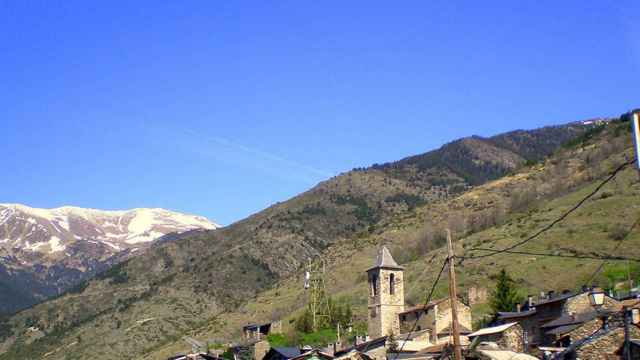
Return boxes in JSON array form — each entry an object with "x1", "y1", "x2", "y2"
[
  {"x1": 384, "y1": 193, "x2": 426, "y2": 210},
  {"x1": 95, "y1": 263, "x2": 129, "y2": 284},
  {"x1": 608, "y1": 224, "x2": 628, "y2": 241},
  {"x1": 267, "y1": 333, "x2": 290, "y2": 347},
  {"x1": 562, "y1": 124, "x2": 606, "y2": 149}
]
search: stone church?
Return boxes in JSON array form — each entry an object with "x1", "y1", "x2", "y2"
[{"x1": 366, "y1": 246, "x2": 472, "y2": 344}]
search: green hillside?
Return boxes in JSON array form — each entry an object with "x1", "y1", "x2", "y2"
[{"x1": 0, "y1": 118, "x2": 633, "y2": 360}]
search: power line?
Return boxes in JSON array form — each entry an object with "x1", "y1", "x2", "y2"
[
  {"x1": 469, "y1": 248, "x2": 640, "y2": 262},
  {"x1": 462, "y1": 158, "x2": 635, "y2": 261},
  {"x1": 391, "y1": 257, "x2": 449, "y2": 360},
  {"x1": 586, "y1": 217, "x2": 640, "y2": 285}
]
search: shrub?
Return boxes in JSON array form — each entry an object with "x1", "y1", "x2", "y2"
[{"x1": 608, "y1": 224, "x2": 628, "y2": 241}]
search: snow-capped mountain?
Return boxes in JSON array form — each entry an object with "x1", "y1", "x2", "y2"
[
  {"x1": 0, "y1": 204, "x2": 219, "y2": 254},
  {"x1": 0, "y1": 204, "x2": 219, "y2": 314}
]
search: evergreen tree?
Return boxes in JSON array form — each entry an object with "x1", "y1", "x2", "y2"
[{"x1": 489, "y1": 269, "x2": 524, "y2": 314}]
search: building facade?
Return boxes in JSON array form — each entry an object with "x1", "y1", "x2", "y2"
[{"x1": 366, "y1": 246, "x2": 405, "y2": 338}]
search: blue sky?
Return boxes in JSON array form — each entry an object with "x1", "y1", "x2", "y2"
[{"x1": 1, "y1": 1, "x2": 638, "y2": 225}]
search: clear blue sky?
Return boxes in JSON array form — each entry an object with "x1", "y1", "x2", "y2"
[{"x1": 1, "y1": 1, "x2": 638, "y2": 225}]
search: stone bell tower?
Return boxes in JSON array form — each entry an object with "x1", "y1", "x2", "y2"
[{"x1": 366, "y1": 246, "x2": 404, "y2": 339}]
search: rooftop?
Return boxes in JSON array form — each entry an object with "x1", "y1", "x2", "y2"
[
  {"x1": 540, "y1": 311, "x2": 598, "y2": 329},
  {"x1": 367, "y1": 246, "x2": 403, "y2": 271},
  {"x1": 497, "y1": 309, "x2": 537, "y2": 320},
  {"x1": 398, "y1": 299, "x2": 449, "y2": 315},
  {"x1": 468, "y1": 322, "x2": 518, "y2": 337}
]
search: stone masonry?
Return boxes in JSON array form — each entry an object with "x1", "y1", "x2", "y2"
[{"x1": 367, "y1": 247, "x2": 405, "y2": 339}]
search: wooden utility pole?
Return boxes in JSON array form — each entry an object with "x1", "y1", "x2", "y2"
[{"x1": 446, "y1": 229, "x2": 463, "y2": 360}]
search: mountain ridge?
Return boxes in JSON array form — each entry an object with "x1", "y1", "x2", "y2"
[
  {"x1": 0, "y1": 204, "x2": 219, "y2": 314},
  {"x1": 0, "y1": 116, "x2": 624, "y2": 359}
]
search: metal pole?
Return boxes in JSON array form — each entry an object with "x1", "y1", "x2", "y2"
[
  {"x1": 446, "y1": 229, "x2": 462, "y2": 360},
  {"x1": 624, "y1": 306, "x2": 631, "y2": 360}
]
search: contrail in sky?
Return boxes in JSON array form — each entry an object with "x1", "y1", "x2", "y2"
[{"x1": 175, "y1": 127, "x2": 334, "y2": 184}]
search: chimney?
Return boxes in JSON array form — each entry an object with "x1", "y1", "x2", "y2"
[
  {"x1": 528, "y1": 295, "x2": 534, "y2": 308},
  {"x1": 548, "y1": 290, "x2": 555, "y2": 299},
  {"x1": 540, "y1": 291, "x2": 546, "y2": 300},
  {"x1": 516, "y1": 304, "x2": 521, "y2": 312}
]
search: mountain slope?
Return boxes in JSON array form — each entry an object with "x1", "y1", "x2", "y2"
[
  {"x1": 0, "y1": 119, "x2": 610, "y2": 359},
  {"x1": 0, "y1": 205, "x2": 219, "y2": 314}
]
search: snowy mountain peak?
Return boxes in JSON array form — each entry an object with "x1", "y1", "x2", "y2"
[{"x1": 0, "y1": 203, "x2": 220, "y2": 254}]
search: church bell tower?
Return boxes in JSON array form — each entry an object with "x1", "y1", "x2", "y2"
[{"x1": 366, "y1": 246, "x2": 404, "y2": 339}]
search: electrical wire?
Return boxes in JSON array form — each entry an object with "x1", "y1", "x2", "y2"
[
  {"x1": 585, "y1": 216, "x2": 640, "y2": 285},
  {"x1": 391, "y1": 257, "x2": 449, "y2": 360},
  {"x1": 462, "y1": 157, "x2": 635, "y2": 261},
  {"x1": 469, "y1": 248, "x2": 640, "y2": 262}
]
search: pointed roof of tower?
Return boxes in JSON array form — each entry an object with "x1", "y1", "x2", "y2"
[{"x1": 367, "y1": 246, "x2": 404, "y2": 272}]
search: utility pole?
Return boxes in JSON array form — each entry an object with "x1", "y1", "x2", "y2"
[
  {"x1": 624, "y1": 306, "x2": 631, "y2": 360},
  {"x1": 446, "y1": 229, "x2": 462, "y2": 360}
]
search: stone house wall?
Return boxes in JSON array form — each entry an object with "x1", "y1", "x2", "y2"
[
  {"x1": 398, "y1": 299, "x2": 471, "y2": 344},
  {"x1": 253, "y1": 340, "x2": 270, "y2": 360},
  {"x1": 399, "y1": 309, "x2": 434, "y2": 334},
  {"x1": 500, "y1": 325, "x2": 525, "y2": 352},
  {"x1": 563, "y1": 294, "x2": 620, "y2": 315},
  {"x1": 362, "y1": 345, "x2": 387, "y2": 360},
  {"x1": 474, "y1": 325, "x2": 524, "y2": 353},
  {"x1": 433, "y1": 300, "x2": 472, "y2": 334},
  {"x1": 468, "y1": 287, "x2": 488, "y2": 306},
  {"x1": 564, "y1": 316, "x2": 640, "y2": 359},
  {"x1": 576, "y1": 327, "x2": 635, "y2": 359}
]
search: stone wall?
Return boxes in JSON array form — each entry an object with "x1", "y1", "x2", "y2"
[
  {"x1": 434, "y1": 300, "x2": 472, "y2": 334},
  {"x1": 399, "y1": 308, "x2": 435, "y2": 335},
  {"x1": 398, "y1": 299, "x2": 471, "y2": 344},
  {"x1": 368, "y1": 268, "x2": 404, "y2": 338},
  {"x1": 253, "y1": 340, "x2": 270, "y2": 360},
  {"x1": 468, "y1": 287, "x2": 488, "y2": 306},
  {"x1": 569, "y1": 315, "x2": 640, "y2": 359},
  {"x1": 563, "y1": 293, "x2": 620, "y2": 315},
  {"x1": 473, "y1": 324, "x2": 524, "y2": 352},
  {"x1": 363, "y1": 345, "x2": 387, "y2": 360}
]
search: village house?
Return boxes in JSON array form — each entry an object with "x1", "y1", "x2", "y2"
[
  {"x1": 243, "y1": 321, "x2": 283, "y2": 342},
  {"x1": 497, "y1": 288, "x2": 621, "y2": 348},
  {"x1": 467, "y1": 322, "x2": 525, "y2": 353},
  {"x1": 398, "y1": 299, "x2": 472, "y2": 344},
  {"x1": 545, "y1": 309, "x2": 640, "y2": 359}
]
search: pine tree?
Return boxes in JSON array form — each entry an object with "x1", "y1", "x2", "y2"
[{"x1": 489, "y1": 269, "x2": 524, "y2": 314}]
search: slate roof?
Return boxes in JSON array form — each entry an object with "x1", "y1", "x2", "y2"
[
  {"x1": 367, "y1": 246, "x2": 403, "y2": 271},
  {"x1": 334, "y1": 336, "x2": 388, "y2": 357},
  {"x1": 544, "y1": 324, "x2": 582, "y2": 336},
  {"x1": 533, "y1": 292, "x2": 576, "y2": 306},
  {"x1": 290, "y1": 350, "x2": 335, "y2": 360},
  {"x1": 468, "y1": 322, "x2": 518, "y2": 337},
  {"x1": 540, "y1": 311, "x2": 598, "y2": 329},
  {"x1": 398, "y1": 299, "x2": 449, "y2": 315},
  {"x1": 397, "y1": 329, "x2": 431, "y2": 340},
  {"x1": 440, "y1": 323, "x2": 472, "y2": 335},
  {"x1": 273, "y1": 347, "x2": 303, "y2": 359},
  {"x1": 497, "y1": 309, "x2": 537, "y2": 320}
]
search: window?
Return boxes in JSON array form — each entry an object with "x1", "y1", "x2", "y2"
[
  {"x1": 390, "y1": 273, "x2": 395, "y2": 295},
  {"x1": 370, "y1": 274, "x2": 378, "y2": 296}
]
